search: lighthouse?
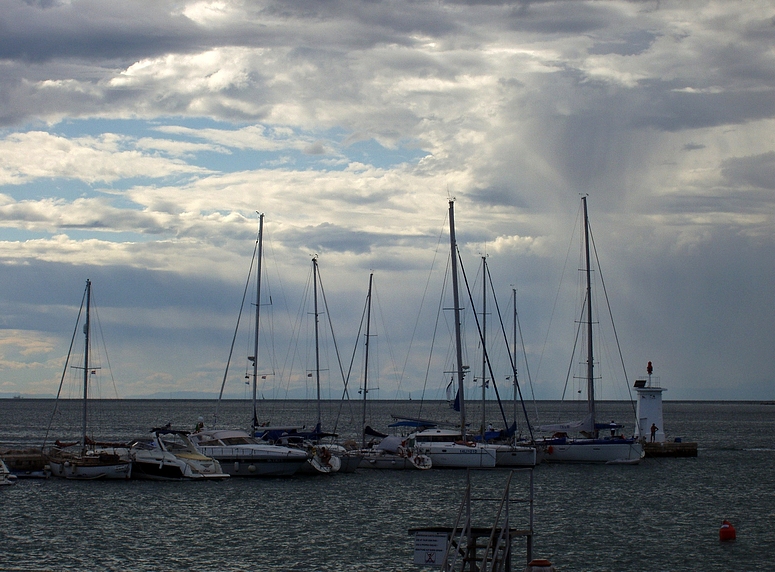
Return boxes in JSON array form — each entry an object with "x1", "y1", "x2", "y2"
[
  {"x1": 634, "y1": 361, "x2": 697, "y2": 457},
  {"x1": 633, "y1": 361, "x2": 666, "y2": 442}
]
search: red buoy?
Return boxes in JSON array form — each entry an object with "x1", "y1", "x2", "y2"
[{"x1": 719, "y1": 520, "x2": 736, "y2": 541}]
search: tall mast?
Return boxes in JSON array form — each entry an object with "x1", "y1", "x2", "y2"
[
  {"x1": 361, "y1": 273, "x2": 374, "y2": 448},
  {"x1": 481, "y1": 256, "x2": 487, "y2": 441},
  {"x1": 312, "y1": 256, "x2": 322, "y2": 427},
  {"x1": 251, "y1": 213, "x2": 264, "y2": 433},
  {"x1": 582, "y1": 196, "x2": 596, "y2": 431},
  {"x1": 81, "y1": 279, "x2": 91, "y2": 453},
  {"x1": 448, "y1": 200, "x2": 467, "y2": 436},
  {"x1": 512, "y1": 287, "x2": 518, "y2": 434}
]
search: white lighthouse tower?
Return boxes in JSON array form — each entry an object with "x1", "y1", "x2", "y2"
[
  {"x1": 633, "y1": 361, "x2": 666, "y2": 443},
  {"x1": 634, "y1": 361, "x2": 697, "y2": 457}
]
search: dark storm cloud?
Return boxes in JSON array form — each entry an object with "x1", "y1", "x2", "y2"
[
  {"x1": 282, "y1": 222, "x2": 396, "y2": 255},
  {"x1": 632, "y1": 87, "x2": 775, "y2": 132},
  {"x1": 0, "y1": 0, "x2": 457, "y2": 66},
  {"x1": 0, "y1": 0, "x2": 205, "y2": 63},
  {"x1": 467, "y1": 184, "x2": 530, "y2": 209},
  {"x1": 721, "y1": 152, "x2": 775, "y2": 190}
]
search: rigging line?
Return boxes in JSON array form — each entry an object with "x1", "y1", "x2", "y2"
[
  {"x1": 90, "y1": 296, "x2": 119, "y2": 400},
  {"x1": 558, "y1": 289, "x2": 586, "y2": 422},
  {"x1": 457, "y1": 250, "x2": 510, "y2": 432},
  {"x1": 333, "y1": 278, "x2": 368, "y2": 431},
  {"x1": 398, "y1": 209, "x2": 449, "y2": 402},
  {"x1": 517, "y1": 295, "x2": 540, "y2": 422},
  {"x1": 486, "y1": 266, "x2": 535, "y2": 441},
  {"x1": 372, "y1": 283, "x2": 401, "y2": 399},
  {"x1": 316, "y1": 263, "x2": 356, "y2": 428},
  {"x1": 261, "y1": 232, "x2": 279, "y2": 380},
  {"x1": 281, "y1": 264, "x2": 312, "y2": 405},
  {"x1": 510, "y1": 284, "x2": 540, "y2": 422},
  {"x1": 214, "y1": 233, "x2": 258, "y2": 426},
  {"x1": 43, "y1": 283, "x2": 87, "y2": 450},
  {"x1": 264, "y1": 228, "x2": 292, "y2": 399},
  {"x1": 534, "y1": 203, "x2": 581, "y2": 385},
  {"x1": 418, "y1": 252, "x2": 450, "y2": 419},
  {"x1": 273, "y1": 256, "x2": 313, "y2": 408},
  {"x1": 588, "y1": 223, "x2": 638, "y2": 417}
]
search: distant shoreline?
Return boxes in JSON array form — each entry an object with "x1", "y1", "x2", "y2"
[{"x1": 2, "y1": 395, "x2": 772, "y2": 404}]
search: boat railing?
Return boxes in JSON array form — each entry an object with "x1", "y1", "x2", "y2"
[{"x1": 198, "y1": 446, "x2": 273, "y2": 458}]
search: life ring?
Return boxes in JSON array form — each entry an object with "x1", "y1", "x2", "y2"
[{"x1": 547, "y1": 445, "x2": 554, "y2": 454}]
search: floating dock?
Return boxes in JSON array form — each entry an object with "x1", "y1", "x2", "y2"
[{"x1": 643, "y1": 441, "x2": 697, "y2": 457}]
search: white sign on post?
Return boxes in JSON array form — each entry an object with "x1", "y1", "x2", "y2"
[{"x1": 413, "y1": 531, "x2": 448, "y2": 567}]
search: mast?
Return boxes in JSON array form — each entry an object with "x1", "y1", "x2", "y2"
[
  {"x1": 251, "y1": 213, "x2": 264, "y2": 433},
  {"x1": 81, "y1": 279, "x2": 91, "y2": 453},
  {"x1": 448, "y1": 200, "x2": 467, "y2": 436},
  {"x1": 481, "y1": 256, "x2": 487, "y2": 441},
  {"x1": 361, "y1": 273, "x2": 374, "y2": 448},
  {"x1": 582, "y1": 196, "x2": 596, "y2": 432},
  {"x1": 512, "y1": 287, "x2": 518, "y2": 435},
  {"x1": 312, "y1": 256, "x2": 322, "y2": 428}
]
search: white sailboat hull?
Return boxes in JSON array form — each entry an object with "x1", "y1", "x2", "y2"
[
  {"x1": 410, "y1": 428, "x2": 497, "y2": 468},
  {"x1": 47, "y1": 450, "x2": 132, "y2": 480},
  {"x1": 537, "y1": 439, "x2": 643, "y2": 464},
  {"x1": 493, "y1": 444, "x2": 538, "y2": 467},
  {"x1": 415, "y1": 442, "x2": 497, "y2": 468},
  {"x1": 198, "y1": 445, "x2": 308, "y2": 477},
  {"x1": 358, "y1": 449, "x2": 432, "y2": 470}
]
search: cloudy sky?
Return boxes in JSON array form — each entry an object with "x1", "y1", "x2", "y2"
[{"x1": 0, "y1": 0, "x2": 773, "y2": 404}]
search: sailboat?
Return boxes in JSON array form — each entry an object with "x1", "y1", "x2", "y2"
[
  {"x1": 356, "y1": 273, "x2": 431, "y2": 470},
  {"x1": 534, "y1": 197, "x2": 643, "y2": 464},
  {"x1": 46, "y1": 280, "x2": 133, "y2": 480},
  {"x1": 473, "y1": 262, "x2": 536, "y2": 468},
  {"x1": 191, "y1": 213, "x2": 311, "y2": 477},
  {"x1": 249, "y1": 251, "x2": 342, "y2": 474},
  {"x1": 407, "y1": 200, "x2": 499, "y2": 468},
  {"x1": 288, "y1": 256, "x2": 354, "y2": 473}
]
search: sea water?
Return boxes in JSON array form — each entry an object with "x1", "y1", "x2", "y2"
[{"x1": 0, "y1": 399, "x2": 773, "y2": 571}]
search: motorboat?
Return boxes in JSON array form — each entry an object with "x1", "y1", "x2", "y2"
[
  {"x1": 189, "y1": 429, "x2": 308, "y2": 477},
  {"x1": 131, "y1": 428, "x2": 229, "y2": 480}
]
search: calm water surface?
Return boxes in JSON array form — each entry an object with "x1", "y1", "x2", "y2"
[{"x1": 1, "y1": 399, "x2": 773, "y2": 571}]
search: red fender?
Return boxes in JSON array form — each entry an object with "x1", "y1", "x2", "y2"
[{"x1": 719, "y1": 521, "x2": 736, "y2": 542}]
